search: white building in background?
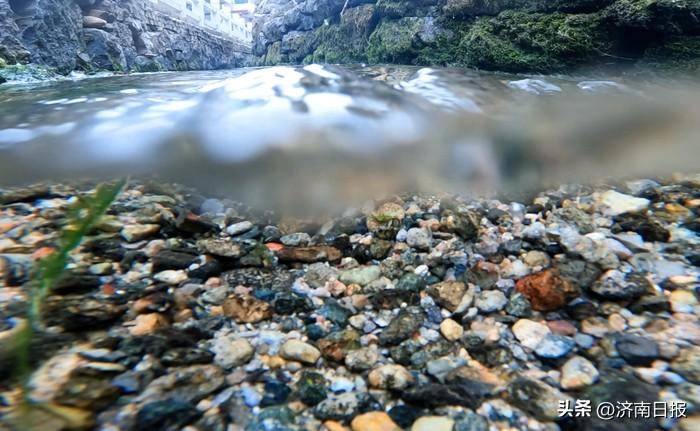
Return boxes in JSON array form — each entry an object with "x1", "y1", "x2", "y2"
[{"x1": 150, "y1": 0, "x2": 255, "y2": 43}]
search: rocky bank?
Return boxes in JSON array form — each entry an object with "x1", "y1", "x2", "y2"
[
  {"x1": 0, "y1": 0, "x2": 251, "y2": 82},
  {"x1": 0, "y1": 176, "x2": 698, "y2": 430},
  {"x1": 253, "y1": 0, "x2": 700, "y2": 72}
]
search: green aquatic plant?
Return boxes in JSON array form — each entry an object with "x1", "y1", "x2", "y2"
[{"x1": 13, "y1": 180, "x2": 126, "y2": 389}]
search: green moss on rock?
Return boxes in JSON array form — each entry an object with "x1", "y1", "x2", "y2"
[
  {"x1": 642, "y1": 36, "x2": 700, "y2": 71},
  {"x1": 306, "y1": 5, "x2": 378, "y2": 64},
  {"x1": 455, "y1": 11, "x2": 607, "y2": 71},
  {"x1": 367, "y1": 17, "x2": 431, "y2": 64},
  {"x1": 263, "y1": 41, "x2": 283, "y2": 66}
]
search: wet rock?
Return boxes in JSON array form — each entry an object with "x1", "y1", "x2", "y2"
[
  {"x1": 351, "y1": 411, "x2": 401, "y2": 431},
  {"x1": 440, "y1": 208, "x2": 480, "y2": 241},
  {"x1": 512, "y1": 319, "x2": 551, "y2": 350},
  {"x1": 317, "y1": 329, "x2": 361, "y2": 362},
  {"x1": 475, "y1": 290, "x2": 508, "y2": 313},
  {"x1": 318, "y1": 302, "x2": 352, "y2": 327},
  {"x1": 129, "y1": 313, "x2": 169, "y2": 336},
  {"x1": 137, "y1": 364, "x2": 224, "y2": 405},
  {"x1": 153, "y1": 269, "x2": 188, "y2": 285},
  {"x1": 368, "y1": 364, "x2": 414, "y2": 390},
  {"x1": 135, "y1": 399, "x2": 200, "y2": 430},
  {"x1": 555, "y1": 257, "x2": 601, "y2": 290},
  {"x1": 427, "y1": 281, "x2": 467, "y2": 312},
  {"x1": 506, "y1": 377, "x2": 572, "y2": 420},
  {"x1": 440, "y1": 318, "x2": 464, "y2": 341},
  {"x1": 279, "y1": 339, "x2": 321, "y2": 364},
  {"x1": 297, "y1": 371, "x2": 328, "y2": 406},
  {"x1": 515, "y1": 269, "x2": 580, "y2": 311},
  {"x1": 560, "y1": 355, "x2": 599, "y2": 389},
  {"x1": 671, "y1": 346, "x2": 700, "y2": 383},
  {"x1": 367, "y1": 202, "x2": 405, "y2": 239},
  {"x1": 277, "y1": 245, "x2": 342, "y2": 263},
  {"x1": 42, "y1": 295, "x2": 126, "y2": 331},
  {"x1": 152, "y1": 250, "x2": 197, "y2": 272},
  {"x1": 261, "y1": 379, "x2": 291, "y2": 406},
  {"x1": 406, "y1": 228, "x2": 432, "y2": 250},
  {"x1": 590, "y1": 270, "x2": 651, "y2": 300},
  {"x1": 615, "y1": 334, "x2": 660, "y2": 366},
  {"x1": 121, "y1": 223, "x2": 160, "y2": 242},
  {"x1": 54, "y1": 370, "x2": 120, "y2": 410},
  {"x1": 210, "y1": 336, "x2": 254, "y2": 369},
  {"x1": 280, "y1": 232, "x2": 311, "y2": 246},
  {"x1": 534, "y1": 334, "x2": 575, "y2": 359},
  {"x1": 401, "y1": 375, "x2": 496, "y2": 409},
  {"x1": 388, "y1": 404, "x2": 422, "y2": 429},
  {"x1": 314, "y1": 392, "x2": 366, "y2": 421},
  {"x1": 197, "y1": 238, "x2": 243, "y2": 258},
  {"x1": 454, "y1": 411, "x2": 488, "y2": 431},
  {"x1": 396, "y1": 272, "x2": 425, "y2": 293},
  {"x1": 670, "y1": 289, "x2": 698, "y2": 313},
  {"x1": 222, "y1": 294, "x2": 272, "y2": 323},
  {"x1": 411, "y1": 416, "x2": 454, "y2": 431},
  {"x1": 505, "y1": 293, "x2": 532, "y2": 317},
  {"x1": 340, "y1": 265, "x2": 382, "y2": 286},
  {"x1": 578, "y1": 370, "x2": 659, "y2": 431},
  {"x1": 613, "y1": 213, "x2": 670, "y2": 242},
  {"x1": 345, "y1": 347, "x2": 380, "y2": 371},
  {"x1": 596, "y1": 190, "x2": 650, "y2": 216},
  {"x1": 379, "y1": 307, "x2": 425, "y2": 346},
  {"x1": 226, "y1": 220, "x2": 254, "y2": 236}
]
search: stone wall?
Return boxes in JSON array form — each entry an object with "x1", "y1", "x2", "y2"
[
  {"x1": 252, "y1": 0, "x2": 700, "y2": 72},
  {"x1": 0, "y1": 0, "x2": 252, "y2": 76}
]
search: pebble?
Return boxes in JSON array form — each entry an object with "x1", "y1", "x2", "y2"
[
  {"x1": 153, "y1": 269, "x2": 188, "y2": 285},
  {"x1": 439, "y1": 318, "x2": 464, "y2": 341},
  {"x1": 475, "y1": 290, "x2": 508, "y2": 313},
  {"x1": 670, "y1": 290, "x2": 697, "y2": 313},
  {"x1": 368, "y1": 365, "x2": 414, "y2": 390},
  {"x1": 121, "y1": 223, "x2": 160, "y2": 242},
  {"x1": 211, "y1": 337, "x2": 254, "y2": 369},
  {"x1": 129, "y1": 313, "x2": 168, "y2": 336},
  {"x1": 515, "y1": 269, "x2": 579, "y2": 311},
  {"x1": 340, "y1": 266, "x2": 382, "y2": 286},
  {"x1": 411, "y1": 416, "x2": 455, "y2": 431},
  {"x1": 535, "y1": 334, "x2": 575, "y2": 359},
  {"x1": 351, "y1": 411, "x2": 401, "y2": 431},
  {"x1": 406, "y1": 228, "x2": 432, "y2": 250},
  {"x1": 512, "y1": 319, "x2": 551, "y2": 350},
  {"x1": 281, "y1": 232, "x2": 311, "y2": 246},
  {"x1": 428, "y1": 281, "x2": 468, "y2": 312},
  {"x1": 345, "y1": 347, "x2": 380, "y2": 372},
  {"x1": 615, "y1": 334, "x2": 660, "y2": 366},
  {"x1": 560, "y1": 356, "x2": 599, "y2": 389},
  {"x1": 597, "y1": 190, "x2": 649, "y2": 216},
  {"x1": 279, "y1": 340, "x2": 322, "y2": 364},
  {"x1": 225, "y1": 221, "x2": 254, "y2": 236}
]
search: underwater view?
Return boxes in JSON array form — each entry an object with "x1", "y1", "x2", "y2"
[{"x1": 0, "y1": 1, "x2": 699, "y2": 430}]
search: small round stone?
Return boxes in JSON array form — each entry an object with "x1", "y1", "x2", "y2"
[
  {"x1": 535, "y1": 334, "x2": 575, "y2": 359},
  {"x1": 560, "y1": 355, "x2": 599, "y2": 389},
  {"x1": 406, "y1": 228, "x2": 432, "y2": 250},
  {"x1": 279, "y1": 340, "x2": 321, "y2": 364},
  {"x1": 670, "y1": 290, "x2": 698, "y2": 313},
  {"x1": 439, "y1": 318, "x2": 464, "y2": 342},
  {"x1": 512, "y1": 319, "x2": 551, "y2": 350},
  {"x1": 368, "y1": 364, "x2": 414, "y2": 390},
  {"x1": 411, "y1": 416, "x2": 455, "y2": 431},
  {"x1": 351, "y1": 411, "x2": 401, "y2": 431},
  {"x1": 475, "y1": 290, "x2": 508, "y2": 313}
]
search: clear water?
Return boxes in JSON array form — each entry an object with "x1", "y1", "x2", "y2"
[{"x1": 0, "y1": 65, "x2": 698, "y2": 214}]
